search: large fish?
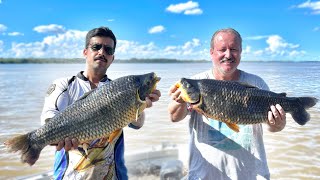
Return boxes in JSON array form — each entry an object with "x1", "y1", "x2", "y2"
[
  {"x1": 176, "y1": 78, "x2": 318, "y2": 132},
  {"x1": 4, "y1": 72, "x2": 160, "y2": 166}
]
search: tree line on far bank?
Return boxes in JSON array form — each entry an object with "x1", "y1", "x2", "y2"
[{"x1": 0, "y1": 58, "x2": 209, "y2": 64}]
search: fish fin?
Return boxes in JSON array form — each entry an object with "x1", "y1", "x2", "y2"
[
  {"x1": 291, "y1": 97, "x2": 318, "y2": 125},
  {"x1": 237, "y1": 82, "x2": 258, "y2": 89},
  {"x1": 225, "y1": 122, "x2": 240, "y2": 132},
  {"x1": 135, "y1": 90, "x2": 147, "y2": 121},
  {"x1": 77, "y1": 89, "x2": 95, "y2": 101},
  {"x1": 201, "y1": 114, "x2": 240, "y2": 133},
  {"x1": 202, "y1": 114, "x2": 210, "y2": 122},
  {"x1": 44, "y1": 118, "x2": 52, "y2": 124},
  {"x1": 74, "y1": 156, "x2": 90, "y2": 171},
  {"x1": 108, "y1": 129, "x2": 122, "y2": 143},
  {"x1": 278, "y1": 93, "x2": 287, "y2": 97},
  {"x1": 291, "y1": 109, "x2": 309, "y2": 125},
  {"x1": 4, "y1": 133, "x2": 43, "y2": 166},
  {"x1": 298, "y1": 97, "x2": 318, "y2": 109}
]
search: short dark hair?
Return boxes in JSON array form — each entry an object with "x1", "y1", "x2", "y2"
[
  {"x1": 85, "y1": 26, "x2": 117, "y2": 49},
  {"x1": 210, "y1": 28, "x2": 242, "y2": 50}
]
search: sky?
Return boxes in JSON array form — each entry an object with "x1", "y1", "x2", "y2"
[{"x1": 0, "y1": 0, "x2": 319, "y2": 61}]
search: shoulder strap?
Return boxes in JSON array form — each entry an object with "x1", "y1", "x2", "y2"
[
  {"x1": 54, "y1": 75, "x2": 76, "y2": 110},
  {"x1": 62, "y1": 76, "x2": 76, "y2": 93}
]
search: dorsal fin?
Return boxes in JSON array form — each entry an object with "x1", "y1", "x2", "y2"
[
  {"x1": 278, "y1": 93, "x2": 287, "y2": 97},
  {"x1": 77, "y1": 89, "x2": 95, "y2": 101},
  {"x1": 237, "y1": 82, "x2": 258, "y2": 89}
]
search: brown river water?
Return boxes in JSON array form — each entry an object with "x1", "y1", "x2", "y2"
[{"x1": 0, "y1": 62, "x2": 319, "y2": 179}]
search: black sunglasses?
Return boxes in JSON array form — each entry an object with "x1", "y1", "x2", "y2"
[{"x1": 89, "y1": 43, "x2": 114, "y2": 55}]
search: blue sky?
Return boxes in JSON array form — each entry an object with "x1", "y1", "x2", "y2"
[{"x1": 0, "y1": 0, "x2": 319, "y2": 61}]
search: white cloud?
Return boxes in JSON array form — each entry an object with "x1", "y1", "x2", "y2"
[
  {"x1": 6, "y1": 30, "x2": 86, "y2": 58},
  {"x1": 166, "y1": 1, "x2": 203, "y2": 15},
  {"x1": 185, "y1": 8, "x2": 203, "y2": 15},
  {"x1": 0, "y1": 24, "x2": 23, "y2": 36},
  {"x1": 8, "y1": 32, "x2": 24, "y2": 36},
  {"x1": 162, "y1": 38, "x2": 206, "y2": 58},
  {"x1": 295, "y1": 0, "x2": 320, "y2": 14},
  {"x1": 114, "y1": 38, "x2": 208, "y2": 60},
  {"x1": 148, "y1": 25, "x2": 165, "y2": 34},
  {"x1": 253, "y1": 50, "x2": 264, "y2": 56},
  {"x1": 265, "y1": 35, "x2": 299, "y2": 53},
  {"x1": 0, "y1": 40, "x2": 3, "y2": 52},
  {"x1": 164, "y1": 46, "x2": 178, "y2": 52},
  {"x1": 289, "y1": 50, "x2": 306, "y2": 57},
  {"x1": 2, "y1": 28, "x2": 312, "y2": 61},
  {"x1": 241, "y1": 34, "x2": 309, "y2": 61},
  {"x1": 116, "y1": 40, "x2": 159, "y2": 58},
  {"x1": 242, "y1": 45, "x2": 251, "y2": 54},
  {"x1": 313, "y1": 27, "x2": 320, "y2": 31},
  {"x1": 0, "y1": 24, "x2": 7, "y2": 32},
  {"x1": 245, "y1": 34, "x2": 300, "y2": 54},
  {"x1": 33, "y1": 24, "x2": 66, "y2": 34},
  {"x1": 182, "y1": 38, "x2": 200, "y2": 50},
  {"x1": 107, "y1": 19, "x2": 114, "y2": 22}
]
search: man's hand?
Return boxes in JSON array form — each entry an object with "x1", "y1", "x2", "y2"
[
  {"x1": 168, "y1": 84, "x2": 189, "y2": 122},
  {"x1": 56, "y1": 137, "x2": 79, "y2": 151},
  {"x1": 146, "y1": 89, "x2": 161, "y2": 108},
  {"x1": 169, "y1": 84, "x2": 185, "y2": 104},
  {"x1": 266, "y1": 104, "x2": 286, "y2": 132}
]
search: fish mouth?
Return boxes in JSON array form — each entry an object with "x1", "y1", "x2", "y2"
[
  {"x1": 150, "y1": 74, "x2": 161, "y2": 92},
  {"x1": 138, "y1": 73, "x2": 161, "y2": 102},
  {"x1": 154, "y1": 75, "x2": 161, "y2": 84},
  {"x1": 175, "y1": 82, "x2": 200, "y2": 105}
]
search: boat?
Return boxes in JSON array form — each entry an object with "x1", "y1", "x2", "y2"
[{"x1": 18, "y1": 142, "x2": 185, "y2": 180}]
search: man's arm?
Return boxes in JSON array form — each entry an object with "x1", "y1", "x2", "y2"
[
  {"x1": 41, "y1": 79, "x2": 69, "y2": 125},
  {"x1": 41, "y1": 78, "x2": 79, "y2": 151},
  {"x1": 168, "y1": 84, "x2": 188, "y2": 122},
  {"x1": 254, "y1": 76, "x2": 287, "y2": 132}
]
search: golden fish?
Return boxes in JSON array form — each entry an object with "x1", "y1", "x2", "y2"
[
  {"x1": 176, "y1": 78, "x2": 318, "y2": 132},
  {"x1": 4, "y1": 72, "x2": 160, "y2": 165}
]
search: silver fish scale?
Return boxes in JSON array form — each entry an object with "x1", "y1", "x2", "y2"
[
  {"x1": 31, "y1": 74, "x2": 154, "y2": 147},
  {"x1": 197, "y1": 79, "x2": 297, "y2": 124}
]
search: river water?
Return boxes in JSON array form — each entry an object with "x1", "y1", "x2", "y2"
[{"x1": 0, "y1": 62, "x2": 319, "y2": 179}]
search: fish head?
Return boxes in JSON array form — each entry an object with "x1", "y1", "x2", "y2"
[
  {"x1": 136, "y1": 72, "x2": 161, "y2": 101},
  {"x1": 176, "y1": 78, "x2": 201, "y2": 105}
]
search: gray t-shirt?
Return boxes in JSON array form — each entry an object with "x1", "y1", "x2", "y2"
[{"x1": 187, "y1": 69, "x2": 270, "y2": 180}]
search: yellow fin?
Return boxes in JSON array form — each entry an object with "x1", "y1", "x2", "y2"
[
  {"x1": 226, "y1": 122, "x2": 240, "y2": 132},
  {"x1": 108, "y1": 129, "x2": 122, "y2": 143}
]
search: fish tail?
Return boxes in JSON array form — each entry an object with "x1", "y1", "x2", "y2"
[
  {"x1": 291, "y1": 97, "x2": 318, "y2": 125},
  {"x1": 291, "y1": 109, "x2": 310, "y2": 125},
  {"x1": 4, "y1": 133, "x2": 42, "y2": 166},
  {"x1": 298, "y1": 97, "x2": 318, "y2": 109}
]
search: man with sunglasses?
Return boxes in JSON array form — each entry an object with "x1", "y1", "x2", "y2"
[{"x1": 41, "y1": 26, "x2": 161, "y2": 180}]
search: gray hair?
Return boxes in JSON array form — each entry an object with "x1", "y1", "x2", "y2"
[{"x1": 210, "y1": 28, "x2": 242, "y2": 49}]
